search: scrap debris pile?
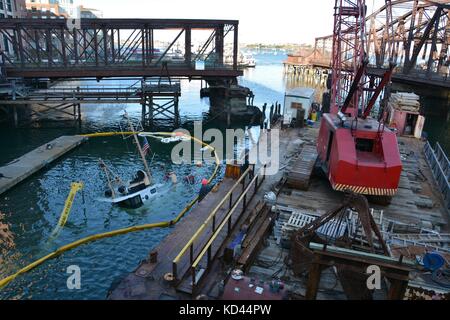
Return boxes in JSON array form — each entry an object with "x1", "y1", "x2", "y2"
[{"x1": 269, "y1": 192, "x2": 450, "y2": 300}]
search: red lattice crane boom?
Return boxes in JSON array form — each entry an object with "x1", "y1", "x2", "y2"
[{"x1": 317, "y1": 0, "x2": 402, "y2": 199}]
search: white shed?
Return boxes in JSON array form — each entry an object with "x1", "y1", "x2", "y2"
[{"x1": 283, "y1": 88, "x2": 315, "y2": 121}]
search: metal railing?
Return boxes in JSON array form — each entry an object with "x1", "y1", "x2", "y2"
[
  {"x1": 424, "y1": 141, "x2": 450, "y2": 212},
  {"x1": 171, "y1": 164, "x2": 266, "y2": 288},
  {"x1": 4, "y1": 81, "x2": 182, "y2": 102},
  {"x1": 189, "y1": 164, "x2": 266, "y2": 294},
  {"x1": 171, "y1": 166, "x2": 252, "y2": 281}
]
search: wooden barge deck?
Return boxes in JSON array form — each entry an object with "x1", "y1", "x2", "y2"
[
  {"x1": 244, "y1": 125, "x2": 449, "y2": 299},
  {"x1": 108, "y1": 164, "x2": 267, "y2": 300},
  {"x1": 107, "y1": 123, "x2": 449, "y2": 300}
]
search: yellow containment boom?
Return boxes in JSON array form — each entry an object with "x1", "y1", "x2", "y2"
[
  {"x1": 49, "y1": 182, "x2": 84, "y2": 240},
  {"x1": 0, "y1": 131, "x2": 220, "y2": 290}
]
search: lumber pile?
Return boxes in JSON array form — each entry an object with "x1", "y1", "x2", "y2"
[{"x1": 388, "y1": 92, "x2": 421, "y2": 113}]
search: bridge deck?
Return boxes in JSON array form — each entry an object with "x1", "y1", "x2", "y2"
[
  {"x1": 285, "y1": 59, "x2": 450, "y2": 89},
  {"x1": 0, "y1": 18, "x2": 242, "y2": 80},
  {"x1": 4, "y1": 67, "x2": 242, "y2": 79}
]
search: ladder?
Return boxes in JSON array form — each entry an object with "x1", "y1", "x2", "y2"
[{"x1": 383, "y1": 233, "x2": 450, "y2": 253}]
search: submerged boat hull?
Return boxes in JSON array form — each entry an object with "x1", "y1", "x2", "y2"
[{"x1": 98, "y1": 184, "x2": 163, "y2": 209}]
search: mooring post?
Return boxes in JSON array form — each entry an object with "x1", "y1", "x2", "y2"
[
  {"x1": 77, "y1": 103, "x2": 81, "y2": 125},
  {"x1": 174, "y1": 95, "x2": 180, "y2": 127},
  {"x1": 149, "y1": 96, "x2": 154, "y2": 127},
  {"x1": 141, "y1": 101, "x2": 146, "y2": 127},
  {"x1": 12, "y1": 80, "x2": 18, "y2": 127},
  {"x1": 13, "y1": 105, "x2": 18, "y2": 128},
  {"x1": 227, "y1": 103, "x2": 231, "y2": 127},
  {"x1": 260, "y1": 103, "x2": 267, "y2": 129},
  {"x1": 270, "y1": 104, "x2": 274, "y2": 123},
  {"x1": 76, "y1": 86, "x2": 81, "y2": 124}
]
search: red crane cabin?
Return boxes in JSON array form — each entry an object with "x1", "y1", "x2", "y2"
[{"x1": 317, "y1": 113, "x2": 402, "y2": 197}]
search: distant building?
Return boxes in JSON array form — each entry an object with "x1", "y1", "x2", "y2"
[
  {"x1": 25, "y1": 1, "x2": 102, "y2": 18},
  {"x1": 80, "y1": 6, "x2": 102, "y2": 18},
  {"x1": 283, "y1": 48, "x2": 330, "y2": 68},
  {"x1": 0, "y1": 0, "x2": 26, "y2": 18},
  {"x1": 1, "y1": 1, "x2": 103, "y2": 63},
  {"x1": 1, "y1": 1, "x2": 27, "y2": 56},
  {"x1": 25, "y1": 0, "x2": 76, "y2": 18}
]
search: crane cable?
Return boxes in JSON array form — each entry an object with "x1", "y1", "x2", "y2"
[{"x1": 0, "y1": 131, "x2": 220, "y2": 290}]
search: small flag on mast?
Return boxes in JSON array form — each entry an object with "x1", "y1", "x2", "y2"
[{"x1": 141, "y1": 136, "x2": 150, "y2": 156}]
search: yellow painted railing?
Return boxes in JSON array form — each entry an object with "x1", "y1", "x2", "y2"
[
  {"x1": 171, "y1": 166, "x2": 252, "y2": 280},
  {"x1": 189, "y1": 165, "x2": 266, "y2": 293}
]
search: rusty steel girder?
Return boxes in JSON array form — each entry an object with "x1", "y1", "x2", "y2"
[
  {"x1": 288, "y1": 192, "x2": 389, "y2": 277},
  {"x1": 0, "y1": 18, "x2": 241, "y2": 79},
  {"x1": 313, "y1": 1, "x2": 450, "y2": 78}
]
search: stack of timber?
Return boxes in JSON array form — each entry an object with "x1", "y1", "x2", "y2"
[
  {"x1": 388, "y1": 92, "x2": 421, "y2": 112},
  {"x1": 236, "y1": 201, "x2": 274, "y2": 272},
  {"x1": 286, "y1": 144, "x2": 318, "y2": 190}
]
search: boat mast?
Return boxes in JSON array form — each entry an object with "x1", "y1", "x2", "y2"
[
  {"x1": 99, "y1": 158, "x2": 127, "y2": 199},
  {"x1": 124, "y1": 112, "x2": 153, "y2": 184},
  {"x1": 99, "y1": 158, "x2": 116, "y2": 199}
]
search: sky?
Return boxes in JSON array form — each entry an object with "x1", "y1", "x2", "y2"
[{"x1": 81, "y1": 0, "x2": 386, "y2": 45}]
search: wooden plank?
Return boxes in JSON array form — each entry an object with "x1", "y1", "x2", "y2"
[{"x1": 237, "y1": 208, "x2": 273, "y2": 271}]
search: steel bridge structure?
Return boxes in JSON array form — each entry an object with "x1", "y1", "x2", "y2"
[
  {"x1": 0, "y1": 18, "x2": 243, "y2": 127},
  {"x1": 0, "y1": 18, "x2": 241, "y2": 79},
  {"x1": 0, "y1": 79, "x2": 182, "y2": 127},
  {"x1": 312, "y1": 0, "x2": 450, "y2": 88}
]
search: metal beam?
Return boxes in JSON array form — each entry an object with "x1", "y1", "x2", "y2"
[
  {"x1": 0, "y1": 18, "x2": 240, "y2": 29},
  {"x1": 0, "y1": 18, "x2": 239, "y2": 79},
  {"x1": 405, "y1": 6, "x2": 443, "y2": 72}
]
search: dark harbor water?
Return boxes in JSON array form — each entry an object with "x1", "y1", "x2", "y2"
[{"x1": 0, "y1": 53, "x2": 448, "y2": 299}]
